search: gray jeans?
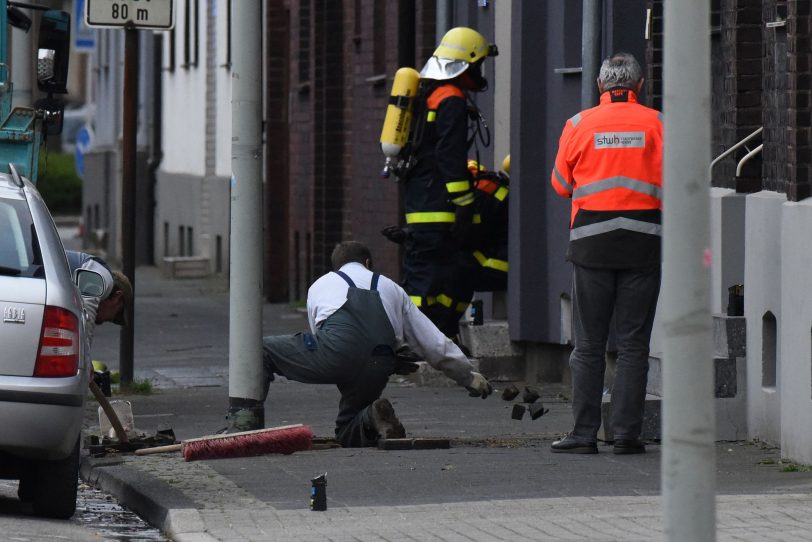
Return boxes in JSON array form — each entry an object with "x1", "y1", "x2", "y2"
[{"x1": 569, "y1": 264, "x2": 661, "y2": 442}]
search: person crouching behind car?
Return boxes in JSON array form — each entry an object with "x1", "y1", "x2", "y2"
[{"x1": 65, "y1": 250, "x2": 133, "y2": 345}]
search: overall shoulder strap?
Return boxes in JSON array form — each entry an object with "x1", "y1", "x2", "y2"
[
  {"x1": 370, "y1": 273, "x2": 380, "y2": 292},
  {"x1": 333, "y1": 270, "x2": 356, "y2": 288}
]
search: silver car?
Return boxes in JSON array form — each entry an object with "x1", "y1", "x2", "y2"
[{"x1": 0, "y1": 167, "x2": 92, "y2": 518}]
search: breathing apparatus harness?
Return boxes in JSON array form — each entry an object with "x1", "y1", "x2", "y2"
[{"x1": 380, "y1": 79, "x2": 490, "y2": 184}]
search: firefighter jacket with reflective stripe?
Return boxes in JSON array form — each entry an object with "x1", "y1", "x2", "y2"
[
  {"x1": 551, "y1": 89, "x2": 663, "y2": 268},
  {"x1": 404, "y1": 83, "x2": 475, "y2": 229}
]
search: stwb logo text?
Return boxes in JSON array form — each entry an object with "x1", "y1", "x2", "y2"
[{"x1": 594, "y1": 131, "x2": 645, "y2": 149}]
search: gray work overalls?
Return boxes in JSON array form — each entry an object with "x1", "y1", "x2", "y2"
[{"x1": 262, "y1": 271, "x2": 398, "y2": 447}]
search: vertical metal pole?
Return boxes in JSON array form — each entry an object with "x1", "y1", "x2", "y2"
[
  {"x1": 119, "y1": 26, "x2": 138, "y2": 387},
  {"x1": 662, "y1": 0, "x2": 715, "y2": 540},
  {"x1": 398, "y1": 0, "x2": 416, "y2": 68},
  {"x1": 0, "y1": 0, "x2": 9, "y2": 120},
  {"x1": 228, "y1": 0, "x2": 264, "y2": 431},
  {"x1": 581, "y1": 0, "x2": 601, "y2": 109},
  {"x1": 436, "y1": 0, "x2": 451, "y2": 43}
]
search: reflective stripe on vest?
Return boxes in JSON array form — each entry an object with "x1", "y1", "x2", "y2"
[
  {"x1": 569, "y1": 217, "x2": 662, "y2": 241},
  {"x1": 553, "y1": 166, "x2": 573, "y2": 195},
  {"x1": 451, "y1": 192, "x2": 475, "y2": 206},
  {"x1": 446, "y1": 180, "x2": 471, "y2": 193},
  {"x1": 573, "y1": 175, "x2": 662, "y2": 202},
  {"x1": 473, "y1": 251, "x2": 508, "y2": 272},
  {"x1": 435, "y1": 294, "x2": 469, "y2": 313},
  {"x1": 412, "y1": 294, "x2": 467, "y2": 312},
  {"x1": 405, "y1": 212, "x2": 456, "y2": 224},
  {"x1": 494, "y1": 186, "x2": 509, "y2": 201},
  {"x1": 426, "y1": 84, "x2": 465, "y2": 123}
]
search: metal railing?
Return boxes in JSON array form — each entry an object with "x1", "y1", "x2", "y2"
[{"x1": 708, "y1": 126, "x2": 763, "y2": 179}]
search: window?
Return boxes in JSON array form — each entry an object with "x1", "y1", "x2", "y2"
[
  {"x1": 168, "y1": 27, "x2": 176, "y2": 72},
  {"x1": 762, "y1": 311, "x2": 777, "y2": 389},
  {"x1": 225, "y1": 0, "x2": 232, "y2": 69},
  {"x1": 0, "y1": 200, "x2": 37, "y2": 278},
  {"x1": 183, "y1": 0, "x2": 199, "y2": 69}
]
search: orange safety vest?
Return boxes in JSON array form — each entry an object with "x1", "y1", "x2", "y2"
[{"x1": 551, "y1": 88, "x2": 663, "y2": 268}]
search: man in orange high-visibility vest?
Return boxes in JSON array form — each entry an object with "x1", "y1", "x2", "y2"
[{"x1": 550, "y1": 53, "x2": 663, "y2": 456}]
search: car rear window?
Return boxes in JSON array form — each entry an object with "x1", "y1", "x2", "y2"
[{"x1": 0, "y1": 198, "x2": 42, "y2": 278}]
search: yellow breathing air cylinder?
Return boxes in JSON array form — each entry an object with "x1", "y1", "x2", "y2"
[
  {"x1": 380, "y1": 67, "x2": 421, "y2": 178},
  {"x1": 502, "y1": 154, "x2": 511, "y2": 175}
]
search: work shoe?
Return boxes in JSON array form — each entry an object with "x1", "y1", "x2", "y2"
[
  {"x1": 550, "y1": 433, "x2": 598, "y2": 454},
  {"x1": 613, "y1": 438, "x2": 646, "y2": 455},
  {"x1": 370, "y1": 398, "x2": 406, "y2": 439}
]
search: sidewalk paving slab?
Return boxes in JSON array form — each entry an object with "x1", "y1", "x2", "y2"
[{"x1": 80, "y1": 267, "x2": 812, "y2": 540}]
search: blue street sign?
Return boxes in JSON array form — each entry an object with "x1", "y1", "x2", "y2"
[
  {"x1": 74, "y1": 0, "x2": 96, "y2": 51},
  {"x1": 74, "y1": 125, "x2": 93, "y2": 177}
]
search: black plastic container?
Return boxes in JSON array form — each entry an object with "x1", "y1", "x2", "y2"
[{"x1": 310, "y1": 473, "x2": 327, "y2": 511}]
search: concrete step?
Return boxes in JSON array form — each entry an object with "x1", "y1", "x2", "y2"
[
  {"x1": 599, "y1": 394, "x2": 661, "y2": 442},
  {"x1": 162, "y1": 256, "x2": 210, "y2": 279},
  {"x1": 458, "y1": 320, "x2": 525, "y2": 381}
]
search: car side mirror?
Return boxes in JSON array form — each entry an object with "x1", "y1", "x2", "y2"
[
  {"x1": 36, "y1": 10, "x2": 71, "y2": 94},
  {"x1": 76, "y1": 269, "x2": 105, "y2": 297}
]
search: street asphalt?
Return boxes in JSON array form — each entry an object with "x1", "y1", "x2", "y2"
[{"x1": 79, "y1": 265, "x2": 812, "y2": 541}]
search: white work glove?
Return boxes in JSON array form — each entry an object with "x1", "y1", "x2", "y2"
[{"x1": 465, "y1": 372, "x2": 493, "y2": 399}]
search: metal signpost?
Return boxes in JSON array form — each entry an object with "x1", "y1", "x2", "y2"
[{"x1": 85, "y1": 1, "x2": 174, "y2": 385}]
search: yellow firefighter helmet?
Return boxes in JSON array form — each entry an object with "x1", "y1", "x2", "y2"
[{"x1": 419, "y1": 27, "x2": 497, "y2": 81}]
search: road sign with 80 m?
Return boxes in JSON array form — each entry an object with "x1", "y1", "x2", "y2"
[{"x1": 85, "y1": 0, "x2": 174, "y2": 30}]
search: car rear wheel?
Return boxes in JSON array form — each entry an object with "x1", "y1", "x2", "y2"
[{"x1": 27, "y1": 437, "x2": 80, "y2": 519}]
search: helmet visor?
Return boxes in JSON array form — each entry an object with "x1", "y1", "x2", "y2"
[{"x1": 419, "y1": 57, "x2": 470, "y2": 80}]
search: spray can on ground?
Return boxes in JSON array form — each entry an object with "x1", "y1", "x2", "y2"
[{"x1": 310, "y1": 473, "x2": 327, "y2": 511}]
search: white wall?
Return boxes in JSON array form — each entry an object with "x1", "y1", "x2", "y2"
[
  {"x1": 161, "y1": 0, "x2": 207, "y2": 176},
  {"x1": 215, "y1": 0, "x2": 232, "y2": 178},
  {"x1": 710, "y1": 188, "x2": 746, "y2": 315},
  {"x1": 779, "y1": 199, "x2": 812, "y2": 463},
  {"x1": 744, "y1": 191, "x2": 784, "y2": 444}
]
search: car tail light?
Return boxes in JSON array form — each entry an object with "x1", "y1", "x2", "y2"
[{"x1": 34, "y1": 306, "x2": 79, "y2": 377}]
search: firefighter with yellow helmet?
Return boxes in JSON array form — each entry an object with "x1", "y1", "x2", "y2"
[{"x1": 381, "y1": 27, "x2": 498, "y2": 339}]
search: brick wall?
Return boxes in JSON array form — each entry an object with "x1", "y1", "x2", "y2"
[
  {"x1": 289, "y1": 0, "x2": 314, "y2": 301},
  {"x1": 762, "y1": 0, "x2": 787, "y2": 192},
  {"x1": 648, "y1": 0, "x2": 812, "y2": 195},
  {"x1": 264, "y1": 1, "x2": 290, "y2": 301},
  {"x1": 312, "y1": 0, "x2": 345, "y2": 278},
  {"x1": 785, "y1": 0, "x2": 811, "y2": 200},
  {"x1": 284, "y1": 1, "x2": 437, "y2": 299}
]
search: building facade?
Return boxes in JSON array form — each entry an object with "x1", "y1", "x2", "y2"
[{"x1": 84, "y1": 0, "x2": 812, "y2": 463}]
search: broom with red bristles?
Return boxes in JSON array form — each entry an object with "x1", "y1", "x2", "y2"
[{"x1": 135, "y1": 424, "x2": 313, "y2": 461}]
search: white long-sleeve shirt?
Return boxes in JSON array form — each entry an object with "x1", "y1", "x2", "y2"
[{"x1": 307, "y1": 262, "x2": 475, "y2": 387}]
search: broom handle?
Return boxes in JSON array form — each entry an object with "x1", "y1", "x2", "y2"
[
  {"x1": 90, "y1": 380, "x2": 130, "y2": 444},
  {"x1": 135, "y1": 444, "x2": 183, "y2": 456}
]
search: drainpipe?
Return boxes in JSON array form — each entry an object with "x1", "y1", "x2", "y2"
[
  {"x1": 146, "y1": 34, "x2": 163, "y2": 265},
  {"x1": 581, "y1": 0, "x2": 601, "y2": 109},
  {"x1": 228, "y1": 0, "x2": 265, "y2": 431},
  {"x1": 436, "y1": 0, "x2": 452, "y2": 43},
  {"x1": 662, "y1": 0, "x2": 715, "y2": 540},
  {"x1": 398, "y1": 0, "x2": 415, "y2": 68}
]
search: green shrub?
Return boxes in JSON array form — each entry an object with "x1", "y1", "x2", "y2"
[{"x1": 36, "y1": 152, "x2": 82, "y2": 215}]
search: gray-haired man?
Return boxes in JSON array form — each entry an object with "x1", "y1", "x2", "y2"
[{"x1": 550, "y1": 53, "x2": 663, "y2": 455}]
